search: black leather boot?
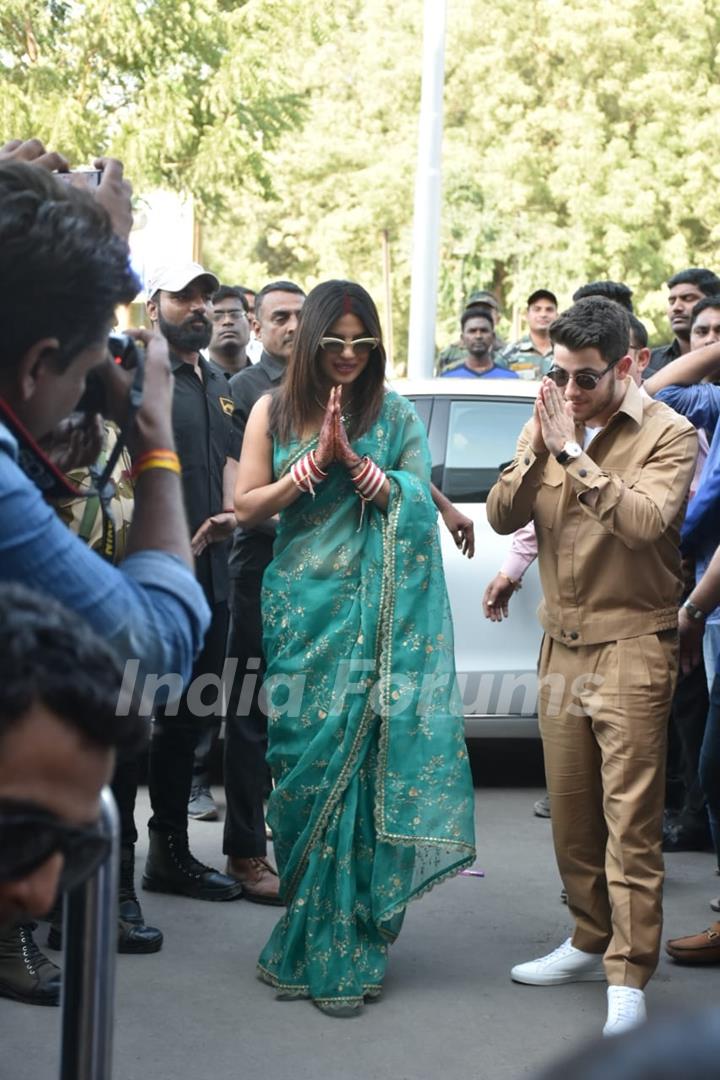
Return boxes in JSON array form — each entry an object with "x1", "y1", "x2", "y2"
[
  {"x1": 47, "y1": 847, "x2": 163, "y2": 954},
  {"x1": 118, "y1": 845, "x2": 163, "y2": 953},
  {"x1": 0, "y1": 923, "x2": 61, "y2": 1005},
  {"x1": 142, "y1": 831, "x2": 243, "y2": 901}
]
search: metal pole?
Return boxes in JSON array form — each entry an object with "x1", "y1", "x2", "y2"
[
  {"x1": 407, "y1": 0, "x2": 447, "y2": 379},
  {"x1": 60, "y1": 787, "x2": 119, "y2": 1080},
  {"x1": 381, "y1": 228, "x2": 395, "y2": 374}
]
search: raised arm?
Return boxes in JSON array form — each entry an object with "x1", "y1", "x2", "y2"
[
  {"x1": 644, "y1": 339, "x2": 720, "y2": 397},
  {"x1": 564, "y1": 421, "x2": 697, "y2": 549},
  {"x1": 486, "y1": 406, "x2": 549, "y2": 535}
]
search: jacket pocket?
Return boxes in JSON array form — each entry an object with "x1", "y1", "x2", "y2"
[{"x1": 534, "y1": 474, "x2": 563, "y2": 530}]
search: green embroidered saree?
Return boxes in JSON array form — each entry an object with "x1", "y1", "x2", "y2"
[{"x1": 257, "y1": 390, "x2": 476, "y2": 1013}]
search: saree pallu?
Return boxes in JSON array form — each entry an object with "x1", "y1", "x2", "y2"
[{"x1": 257, "y1": 391, "x2": 476, "y2": 1013}]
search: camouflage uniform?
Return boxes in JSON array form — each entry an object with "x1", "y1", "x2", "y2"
[
  {"x1": 54, "y1": 423, "x2": 134, "y2": 562},
  {"x1": 497, "y1": 335, "x2": 553, "y2": 381}
]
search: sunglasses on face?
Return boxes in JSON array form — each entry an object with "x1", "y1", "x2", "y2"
[
  {"x1": 0, "y1": 799, "x2": 110, "y2": 893},
  {"x1": 319, "y1": 336, "x2": 379, "y2": 357},
  {"x1": 546, "y1": 357, "x2": 619, "y2": 391}
]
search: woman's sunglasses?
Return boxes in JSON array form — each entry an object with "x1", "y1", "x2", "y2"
[
  {"x1": 546, "y1": 357, "x2": 619, "y2": 392},
  {"x1": 0, "y1": 799, "x2": 110, "y2": 893},
  {"x1": 319, "y1": 336, "x2": 379, "y2": 357}
]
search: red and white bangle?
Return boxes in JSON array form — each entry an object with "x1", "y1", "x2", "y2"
[
  {"x1": 290, "y1": 450, "x2": 328, "y2": 496},
  {"x1": 351, "y1": 456, "x2": 386, "y2": 501}
]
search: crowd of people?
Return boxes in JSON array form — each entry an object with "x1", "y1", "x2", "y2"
[
  {"x1": 2, "y1": 133, "x2": 720, "y2": 1066},
  {"x1": 0, "y1": 139, "x2": 476, "y2": 1021}
]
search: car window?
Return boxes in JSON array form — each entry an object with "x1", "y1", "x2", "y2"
[
  {"x1": 409, "y1": 396, "x2": 432, "y2": 430},
  {"x1": 405, "y1": 395, "x2": 446, "y2": 487},
  {"x1": 443, "y1": 398, "x2": 534, "y2": 502}
]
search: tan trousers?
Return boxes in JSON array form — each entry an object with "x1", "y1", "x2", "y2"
[{"x1": 538, "y1": 630, "x2": 678, "y2": 988}]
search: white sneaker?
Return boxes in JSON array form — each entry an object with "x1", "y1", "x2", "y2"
[
  {"x1": 603, "y1": 986, "x2": 646, "y2": 1036},
  {"x1": 511, "y1": 937, "x2": 606, "y2": 985}
]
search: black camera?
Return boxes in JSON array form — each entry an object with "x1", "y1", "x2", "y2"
[{"x1": 77, "y1": 333, "x2": 144, "y2": 417}]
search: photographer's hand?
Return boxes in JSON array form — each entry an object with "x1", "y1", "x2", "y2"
[
  {"x1": 93, "y1": 157, "x2": 133, "y2": 241},
  {"x1": 105, "y1": 330, "x2": 194, "y2": 569},
  {"x1": 0, "y1": 138, "x2": 69, "y2": 172},
  {"x1": 99, "y1": 330, "x2": 175, "y2": 452}
]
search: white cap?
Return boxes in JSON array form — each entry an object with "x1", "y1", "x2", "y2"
[{"x1": 145, "y1": 261, "x2": 219, "y2": 298}]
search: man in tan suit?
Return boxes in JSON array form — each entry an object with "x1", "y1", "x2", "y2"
[{"x1": 487, "y1": 297, "x2": 697, "y2": 1037}]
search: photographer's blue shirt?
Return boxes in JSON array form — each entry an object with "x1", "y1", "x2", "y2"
[{"x1": 0, "y1": 421, "x2": 210, "y2": 684}]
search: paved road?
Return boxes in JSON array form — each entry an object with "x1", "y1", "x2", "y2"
[{"x1": 2, "y1": 785, "x2": 717, "y2": 1080}]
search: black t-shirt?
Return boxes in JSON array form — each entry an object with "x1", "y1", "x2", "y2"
[
  {"x1": 645, "y1": 338, "x2": 682, "y2": 379},
  {"x1": 170, "y1": 353, "x2": 241, "y2": 603},
  {"x1": 227, "y1": 350, "x2": 286, "y2": 571}
]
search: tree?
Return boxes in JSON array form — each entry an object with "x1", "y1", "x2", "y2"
[
  {"x1": 440, "y1": 0, "x2": 720, "y2": 342},
  {"x1": 0, "y1": 0, "x2": 310, "y2": 210},
  {"x1": 5, "y1": 1, "x2": 720, "y2": 356},
  {"x1": 203, "y1": 0, "x2": 423, "y2": 363}
]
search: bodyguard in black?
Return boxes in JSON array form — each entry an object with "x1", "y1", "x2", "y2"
[
  {"x1": 142, "y1": 262, "x2": 244, "y2": 902},
  {"x1": 223, "y1": 281, "x2": 305, "y2": 904}
]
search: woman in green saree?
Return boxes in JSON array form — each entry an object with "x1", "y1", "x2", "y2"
[{"x1": 234, "y1": 280, "x2": 475, "y2": 1015}]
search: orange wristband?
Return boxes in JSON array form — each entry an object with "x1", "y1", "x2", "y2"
[{"x1": 132, "y1": 452, "x2": 181, "y2": 480}]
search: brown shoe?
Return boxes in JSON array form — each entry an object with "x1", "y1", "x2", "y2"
[
  {"x1": 226, "y1": 857, "x2": 283, "y2": 906},
  {"x1": 666, "y1": 922, "x2": 720, "y2": 964}
]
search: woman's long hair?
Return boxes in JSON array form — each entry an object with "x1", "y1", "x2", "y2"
[{"x1": 269, "y1": 280, "x2": 386, "y2": 444}]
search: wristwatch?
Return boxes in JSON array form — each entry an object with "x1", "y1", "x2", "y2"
[
  {"x1": 555, "y1": 441, "x2": 582, "y2": 466},
  {"x1": 682, "y1": 600, "x2": 707, "y2": 622}
]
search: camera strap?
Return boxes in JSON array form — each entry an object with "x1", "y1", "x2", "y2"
[
  {"x1": 0, "y1": 396, "x2": 84, "y2": 500},
  {"x1": 85, "y1": 350, "x2": 146, "y2": 563}
]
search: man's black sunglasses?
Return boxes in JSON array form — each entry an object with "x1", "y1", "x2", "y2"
[
  {"x1": 546, "y1": 357, "x2": 620, "y2": 391},
  {"x1": 0, "y1": 799, "x2": 110, "y2": 893}
]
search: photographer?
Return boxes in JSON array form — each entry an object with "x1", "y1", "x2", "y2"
[{"x1": 0, "y1": 150, "x2": 210, "y2": 1003}]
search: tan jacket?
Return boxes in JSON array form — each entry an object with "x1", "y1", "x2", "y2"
[{"x1": 486, "y1": 379, "x2": 698, "y2": 646}]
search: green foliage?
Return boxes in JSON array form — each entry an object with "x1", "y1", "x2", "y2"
[
  {"x1": 4, "y1": 0, "x2": 720, "y2": 359},
  {"x1": 0, "y1": 0, "x2": 309, "y2": 208},
  {"x1": 440, "y1": 0, "x2": 720, "y2": 345},
  {"x1": 206, "y1": 0, "x2": 720, "y2": 360}
]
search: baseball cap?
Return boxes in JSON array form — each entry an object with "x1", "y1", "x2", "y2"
[
  {"x1": 146, "y1": 261, "x2": 219, "y2": 298},
  {"x1": 464, "y1": 289, "x2": 500, "y2": 312},
  {"x1": 527, "y1": 288, "x2": 558, "y2": 308}
]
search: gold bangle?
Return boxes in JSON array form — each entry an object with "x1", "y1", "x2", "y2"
[{"x1": 498, "y1": 571, "x2": 520, "y2": 589}]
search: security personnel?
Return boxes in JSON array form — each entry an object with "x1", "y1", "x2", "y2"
[
  {"x1": 142, "y1": 262, "x2": 244, "y2": 901},
  {"x1": 224, "y1": 280, "x2": 305, "y2": 904}
]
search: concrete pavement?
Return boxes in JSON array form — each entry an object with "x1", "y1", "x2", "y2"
[{"x1": 1, "y1": 786, "x2": 717, "y2": 1080}]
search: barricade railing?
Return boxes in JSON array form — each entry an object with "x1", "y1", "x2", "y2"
[{"x1": 59, "y1": 786, "x2": 119, "y2": 1080}]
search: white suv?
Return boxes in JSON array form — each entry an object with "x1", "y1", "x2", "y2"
[{"x1": 394, "y1": 378, "x2": 543, "y2": 737}]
